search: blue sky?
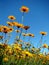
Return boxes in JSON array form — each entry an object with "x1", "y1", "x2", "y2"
[{"x1": 0, "y1": 0, "x2": 49, "y2": 48}]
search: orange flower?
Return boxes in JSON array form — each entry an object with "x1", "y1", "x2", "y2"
[
  {"x1": 27, "y1": 33, "x2": 34, "y2": 37},
  {"x1": 15, "y1": 30, "x2": 20, "y2": 33},
  {"x1": 3, "y1": 57, "x2": 8, "y2": 62},
  {"x1": 16, "y1": 23, "x2": 23, "y2": 28},
  {"x1": 7, "y1": 22, "x2": 13, "y2": 26},
  {"x1": 40, "y1": 31, "x2": 47, "y2": 35},
  {"x1": 8, "y1": 15, "x2": 16, "y2": 20},
  {"x1": 12, "y1": 22, "x2": 18, "y2": 26},
  {"x1": 20, "y1": 6, "x2": 29, "y2": 13},
  {"x1": 2, "y1": 26, "x2": 9, "y2": 33},
  {"x1": 8, "y1": 28, "x2": 13, "y2": 33},
  {"x1": 43, "y1": 44, "x2": 48, "y2": 48},
  {"x1": 23, "y1": 26, "x2": 30, "y2": 30}
]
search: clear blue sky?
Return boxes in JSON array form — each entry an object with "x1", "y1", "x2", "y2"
[{"x1": 0, "y1": 0, "x2": 49, "y2": 47}]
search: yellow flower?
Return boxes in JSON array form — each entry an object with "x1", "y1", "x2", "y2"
[
  {"x1": 22, "y1": 50, "x2": 33, "y2": 57},
  {"x1": 43, "y1": 44, "x2": 48, "y2": 48},
  {"x1": 20, "y1": 6, "x2": 29, "y2": 13},
  {"x1": 23, "y1": 26, "x2": 30, "y2": 30},
  {"x1": 40, "y1": 31, "x2": 47, "y2": 35},
  {"x1": 7, "y1": 45, "x2": 11, "y2": 49},
  {"x1": 8, "y1": 28, "x2": 13, "y2": 33},
  {"x1": 27, "y1": 33, "x2": 34, "y2": 37},
  {"x1": 12, "y1": 22, "x2": 18, "y2": 26},
  {"x1": 7, "y1": 21, "x2": 13, "y2": 26},
  {"x1": 3, "y1": 57, "x2": 8, "y2": 62},
  {"x1": 16, "y1": 23, "x2": 23, "y2": 28},
  {"x1": 8, "y1": 15, "x2": 16, "y2": 20},
  {"x1": 13, "y1": 44, "x2": 21, "y2": 51},
  {"x1": 2, "y1": 26, "x2": 9, "y2": 33},
  {"x1": 15, "y1": 30, "x2": 20, "y2": 33}
]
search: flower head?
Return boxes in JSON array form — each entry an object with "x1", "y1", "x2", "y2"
[
  {"x1": 43, "y1": 44, "x2": 48, "y2": 48},
  {"x1": 8, "y1": 15, "x2": 16, "y2": 20},
  {"x1": 27, "y1": 33, "x2": 34, "y2": 37},
  {"x1": 22, "y1": 50, "x2": 32, "y2": 57},
  {"x1": 12, "y1": 22, "x2": 18, "y2": 26},
  {"x1": 15, "y1": 30, "x2": 20, "y2": 33},
  {"x1": 23, "y1": 26, "x2": 30, "y2": 30},
  {"x1": 2, "y1": 26, "x2": 9, "y2": 33},
  {"x1": 3, "y1": 57, "x2": 8, "y2": 62},
  {"x1": 16, "y1": 23, "x2": 23, "y2": 28},
  {"x1": 20, "y1": 6, "x2": 29, "y2": 13},
  {"x1": 8, "y1": 28, "x2": 13, "y2": 33},
  {"x1": 7, "y1": 22, "x2": 13, "y2": 26},
  {"x1": 40, "y1": 31, "x2": 47, "y2": 35}
]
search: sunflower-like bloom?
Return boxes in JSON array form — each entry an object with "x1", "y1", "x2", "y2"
[
  {"x1": 20, "y1": 6, "x2": 29, "y2": 13},
  {"x1": 22, "y1": 50, "x2": 32, "y2": 57},
  {"x1": 15, "y1": 30, "x2": 20, "y2": 33},
  {"x1": 13, "y1": 44, "x2": 21, "y2": 51},
  {"x1": 16, "y1": 23, "x2": 23, "y2": 28},
  {"x1": 3, "y1": 57, "x2": 8, "y2": 62},
  {"x1": 23, "y1": 26, "x2": 30, "y2": 30},
  {"x1": 7, "y1": 22, "x2": 13, "y2": 26},
  {"x1": 8, "y1": 28, "x2": 13, "y2": 33},
  {"x1": 2, "y1": 26, "x2": 9, "y2": 33},
  {"x1": 8, "y1": 15, "x2": 16, "y2": 20},
  {"x1": 43, "y1": 44, "x2": 48, "y2": 48},
  {"x1": 40, "y1": 31, "x2": 47, "y2": 35},
  {"x1": 27, "y1": 33, "x2": 34, "y2": 37},
  {"x1": 12, "y1": 22, "x2": 18, "y2": 26}
]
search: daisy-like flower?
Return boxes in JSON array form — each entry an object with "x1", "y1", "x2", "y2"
[
  {"x1": 20, "y1": 6, "x2": 29, "y2": 13},
  {"x1": 27, "y1": 33, "x2": 34, "y2": 37},
  {"x1": 43, "y1": 44, "x2": 48, "y2": 48},
  {"x1": 3, "y1": 57, "x2": 8, "y2": 62},
  {"x1": 12, "y1": 22, "x2": 18, "y2": 26},
  {"x1": 8, "y1": 15, "x2": 16, "y2": 20},
  {"x1": 2, "y1": 26, "x2": 9, "y2": 33},
  {"x1": 40, "y1": 31, "x2": 47, "y2": 35},
  {"x1": 7, "y1": 21, "x2": 13, "y2": 26},
  {"x1": 22, "y1": 50, "x2": 32, "y2": 57},
  {"x1": 8, "y1": 28, "x2": 14, "y2": 33},
  {"x1": 15, "y1": 30, "x2": 20, "y2": 33},
  {"x1": 23, "y1": 26, "x2": 30, "y2": 30},
  {"x1": 16, "y1": 23, "x2": 23, "y2": 28}
]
